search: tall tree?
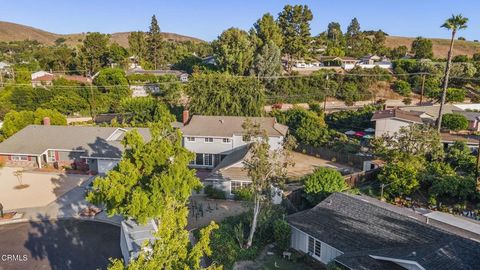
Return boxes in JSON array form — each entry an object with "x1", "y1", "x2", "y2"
[
  {"x1": 128, "y1": 31, "x2": 147, "y2": 62},
  {"x1": 326, "y1": 22, "x2": 343, "y2": 46},
  {"x1": 436, "y1": 14, "x2": 469, "y2": 132},
  {"x1": 252, "y1": 13, "x2": 283, "y2": 49},
  {"x1": 346, "y1": 18, "x2": 361, "y2": 38},
  {"x1": 147, "y1": 15, "x2": 164, "y2": 69},
  {"x1": 411, "y1": 37, "x2": 434, "y2": 59},
  {"x1": 253, "y1": 40, "x2": 282, "y2": 80},
  {"x1": 242, "y1": 119, "x2": 295, "y2": 248},
  {"x1": 277, "y1": 4, "x2": 313, "y2": 70},
  {"x1": 87, "y1": 120, "x2": 220, "y2": 269},
  {"x1": 212, "y1": 28, "x2": 254, "y2": 75},
  {"x1": 79, "y1": 32, "x2": 110, "y2": 75}
]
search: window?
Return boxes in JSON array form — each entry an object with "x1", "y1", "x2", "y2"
[
  {"x1": 222, "y1": 138, "x2": 231, "y2": 143},
  {"x1": 48, "y1": 150, "x2": 56, "y2": 162},
  {"x1": 242, "y1": 135, "x2": 251, "y2": 142},
  {"x1": 308, "y1": 236, "x2": 321, "y2": 258},
  {"x1": 204, "y1": 154, "x2": 213, "y2": 166},
  {"x1": 195, "y1": 153, "x2": 204, "y2": 165},
  {"x1": 11, "y1": 155, "x2": 28, "y2": 161},
  {"x1": 231, "y1": 181, "x2": 251, "y2": 192},
  {"x1": 186, "y1": 137, "x2": 195, "y2": 142},
  {"x1": 204, "y1": 137, "x2": 213, "y2": 143}
]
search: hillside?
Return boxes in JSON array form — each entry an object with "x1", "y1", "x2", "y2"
[
  {"x1": 385, "y1": 36, "x2": 480, "y2": 58},
  {"x1": 0, "y1": 21, "x2": 205, "y2": 47}
]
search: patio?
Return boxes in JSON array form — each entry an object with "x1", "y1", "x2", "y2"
[{"x1": 0, "y1": 167, "x2": 90, "y2": 211}]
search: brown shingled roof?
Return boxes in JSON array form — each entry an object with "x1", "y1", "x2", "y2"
[{"x1": 371, "y1": 109, "x2": 423, "y2": 123}]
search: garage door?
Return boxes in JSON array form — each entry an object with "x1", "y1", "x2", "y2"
[{"x1": 97, "y1": 159, "x2": 119, "y2": 174}]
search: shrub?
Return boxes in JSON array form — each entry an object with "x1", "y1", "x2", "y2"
[
  {"x1": 204, "y1": 185, "x2": 226, "y2": 200},
  {"x1": 393, "y1": 80, "x2": 412, "y2": 96},
  {"x1": 303, "y1": 167, "x2": 348, "y2": 205},
  {"x1": 273, "y1": 219, "x2": 291, "y2": 251},
  {"x1": 441, "y1": 113, "x2": 468, "y2": 131},
  {"x1": 233, "y1": 187, "x2": 253, "y2": 201},
  {"x1": 446, "y1": 88, "x2": 466, "y2": 103}
]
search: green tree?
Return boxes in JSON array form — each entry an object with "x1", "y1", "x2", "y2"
[
  {"x1": 390, "y1": 46, "x2": 408, "y2": 59},
  {"x1": 147, "y1": 15, "x2": 164, "y2": 69},
  {"x1": 94, "y1": 68, "x2": 131, "y2": 112},
  {"x1": 278, "y1": 4, "x2": 313, "y2": 70},
  {"x1": 303, "y1": 167, "x2": 348, "y2": 204},
  {"x1": 128, "y1": 31, "x2": 147, "y2": 62},
  {"x1": 445, "y1": 141, "x2": 476, "y2": 173},
  {"x1": 187, "y1": 73, "x2": 265, "y2": 116},
  {"x1": 213, "y1": 28, "x2": 254, "y2": 75},
  {"x1": 378, "y1": 158, "x2": 422, "y2": 198},
  {"x1": 88, "y1": 120, "x2": 220, "y2": 270},
  {"x1": 437, "y1": 14, "x2": 469, "y2": 132},
  {"x1": 441, "y1": 113, "x2": 468, "y2": 131},
  {"x1": 33, "y1": 108, "x2": 67, "y2": 125},
  {"x1": 446, "y1": 87, "x2": 466, "y2": 102},
  {"x1": 79, "y1": 32, "x2": 110, "y2": 74},
  {"x1": 1, "y1": 110, "x2": 35, "y2": 137},
  {"x1": 120, "y1": 97, "x2": 173, "y2": 126},
  {"x1": 108, "y1": 42, "x2": 128, "y2": 66},
  {"x1": 252, "y1": 13, "x2": 283, "y2": 49},
  {"x1": 242, "y1": 119, "x2": 295, "y2": 248},
  {"x1": 393, "y1": 80, "x2": 412, "y2": 96},
  {"x1": 273, "y1": 219, "x2": 291, "y2": 251},
  {"x1": 253, "y1": 40, "x2": 282, "y2": 79},
  {"x1": 326, "y1": 22, "x2": 344, "y2": 46},
  {"x1": 411, "y1": 37, "x2": 433, "y2": 59}
]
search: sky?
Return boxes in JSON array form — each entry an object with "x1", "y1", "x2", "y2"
[{"x1": 1, "y1": 0, "x2": 479, "y2": 41}]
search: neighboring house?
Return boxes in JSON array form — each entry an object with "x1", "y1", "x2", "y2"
[
  {"x1": 31, "y1": 71, "x2": 91, "y2": 87},
  {"x1": 180, "y1": 114, "x2": 288, "y2": 195},
  {"x1": 371, "y1": 108, "x2": 425, "y2": 137},
  {"x1": 120, "y1": 219, "x2": 157, "y2": 265},
  {"x1": 287, "y1": 192, "x2": 480, "y2": 270},
  {"x1": 0, "y1": 124, "x2": 150, "y2": 174},
  {"x1": 340, "y1": 57, "x2": 360, "y2": 70},
  {"x1": 130, "y1": 84, "x2": 160, "y2": 98},
  {"x1": 202, "y1": 55, "x2": 216, "y2": 66},
  {"x1": 126, "y1": 67, "x2": 189, "y2": 82},
  {"x1": 357, "y1": 55, "x2": 392, "y2": 69}
]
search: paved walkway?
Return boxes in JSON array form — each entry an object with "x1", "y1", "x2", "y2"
[{"x1": 0, "y1": 175, "x2": 123, "y2": 226}]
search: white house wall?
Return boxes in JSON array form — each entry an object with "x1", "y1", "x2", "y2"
[
  {"x1": 290, "y1": 226, "x2": 344, "y2": 265},
  {"x1": 374, "y1": 118, "x2": 412, "y2": 138},
  {"x1": 184, "y1": 137, "x2": 234, "y2": 154}
]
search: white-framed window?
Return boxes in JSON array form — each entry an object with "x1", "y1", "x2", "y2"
[
  {"x1": 11, "y1": 155, "x2": 28, "y2": 161},
  {"x1": 308, "y1": 236, "x2": 321, "y2": 258},
  {"x1": 47, "y1": 150, "x2": 56, "y2": 162},
  {"x1": 195, "y1": 153, "x2": 204, "y2": 165},
  {"x1": 222, "y1": 138, "x2": 231, "y2": 143},
  {"x1": 204, "y1": 137, "x2": 213, "y2": 143},
  {"x1": 231, "y1": 181, "x2": 251, "y2": 192},
  {"x1": 204, "y1": 154, "x2": 213, "y2": 166},
  {"x1": 186, "y1": 137, "x2": 195, "y2": 142}
]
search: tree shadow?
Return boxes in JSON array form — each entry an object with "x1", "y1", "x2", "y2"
[
  {"x1": 22, "y1": 215, "x2": 121, "y2": 270},
  {"x1": 87, "y1": 137, "x2": 123, "y2": 160}
]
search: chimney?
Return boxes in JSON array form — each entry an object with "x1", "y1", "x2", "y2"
[
  {"x1": 43, "y1": 117, "x2": 51, "y2": 126},
  {"x1": 182, "y1": 110, "x2": 189, "y2": 125}
]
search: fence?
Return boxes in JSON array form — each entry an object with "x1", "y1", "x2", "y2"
[{"x1": 296, "y1": 144, "x2": 372, "y2": 170}]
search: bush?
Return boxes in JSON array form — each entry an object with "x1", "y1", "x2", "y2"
[
  {"x1": 394, "y1": 80, "x2": 412, "y2": 96},
  {"x1": 204, "y1": 185, "x2": 227, "y2": 199},
  {"x1": 303, "y1": 167, "x2": 348, "y2": 205},
  {"x1": 446, "y1": 88, "x2": 466, "y2": 103},
  {"x1": 273, "y1": 219, "x2": 291, "y2": 251},
  {"x1": 441, "y1": 113, "x2": 468, "y2": 131},
  {"x1": 233, "y1": 187, "x2": 253, "y2": 201}
]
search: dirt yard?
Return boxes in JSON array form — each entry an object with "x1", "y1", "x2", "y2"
[
  {"x1": 0, "y1": 167, "x2": 90, "y2": 210},
  {"x1": 288, "y1": 151, "x2": 358, "y2": 180},
  {"x1": 187, "y1": 196, "x2": 249, "y2": 230}
]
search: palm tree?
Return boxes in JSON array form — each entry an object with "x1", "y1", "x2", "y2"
[{"x1": 436, "y1": 14, "x2": 468, "y2": 132}]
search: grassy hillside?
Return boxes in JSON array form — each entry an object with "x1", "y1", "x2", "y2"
[
  {"x1": 0, "y1": 21, "x2": 205, "y2": 47},
  {"x1": 385, "y1": 36, "x2": 480, "y2": 58}
]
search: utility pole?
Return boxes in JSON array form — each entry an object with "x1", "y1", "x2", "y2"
[
  {"x1": 419, "y1": 74, "x2": 426, "y2": 105},
  {"x1": 323, "y1": 74, "x2": 329, "y2": 111},
  {"x1": 476, "y1": 139, "x2": 480, "y2": 178}
]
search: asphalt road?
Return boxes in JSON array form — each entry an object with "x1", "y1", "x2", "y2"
[{"x1": 0, "y1": 219, "x2": 121, "y2": 270}]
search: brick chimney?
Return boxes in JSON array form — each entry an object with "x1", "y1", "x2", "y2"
[
  {"x1": 182, "y1": 110, "x2": 189, "y2": 125},
  {"x1": 43, "y1": 117, "x2": 51, "y2": 126}
]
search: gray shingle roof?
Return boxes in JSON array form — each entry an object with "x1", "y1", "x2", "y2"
[
  {"x1": 287, "y1": 192, "x2": 480, "y2": 270},
  {"x1": 181, "y1": 115, "x2": 288, "y2": 137},
  {"x1": 0, "y1": 125, "x2": 151, "y2": 158}
]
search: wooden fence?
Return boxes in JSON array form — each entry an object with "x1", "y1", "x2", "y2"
[{"x1": 296, "y1": 144, "x2": 372, "y2": 170}]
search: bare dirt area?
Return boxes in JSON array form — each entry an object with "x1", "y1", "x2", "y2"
[
  {"x1": 288, "y1": 151, "x2": 358, "y2": 180},
  {"x1": 187, "y1": 196, "x2": 249, "y2": 230},
  {"x1": 0, "y1": 167, "x2": 89, "y2": 210}
]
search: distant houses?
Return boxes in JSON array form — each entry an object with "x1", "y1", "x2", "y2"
[
  {"x1": 126, "y1": 67, "x2": 188, "y2": 98},
  {"x1": 290, "y1": 54, "x2": 392, "y2": 72},
  {"x1": 31, "y1": 71, "x2": 92, "y2": 87}
]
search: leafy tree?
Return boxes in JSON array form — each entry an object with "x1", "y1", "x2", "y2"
[
  {"x1": 345, "y1": 18, "x2": 371, "y2": 57},
  {"x1": 390, "y1": 45, "x2": 408, "y2": 59},
  {"x1": 441, "y1": 113, "x2": 468, "y2": 131},
  {"x1": 32, "y1": 108, "x2": 67, "y2": 125},
  {"x1": 303, "y1": 167, "x2": 347, "y2": 204},
  {"x1": 79, "y1": 32, "x2": 110, "y2": 74},
  {"x1": 452, "y1": 55, "x2": 469, "y2": 62},
  {"x1": 338, "y1": 82, "x2": 360, "y2": 106},
  {"x1": 87, "y1": 120, "x2": 220, "y2": 269},
  {"x1": 242, "y1": 119, "x2": 294, "y2": 248},
  {"x1": 424, "y1": 77, "x2": 442, "y2": 99},
  {"x1": 252, "y1": 13, "x2": 283, "y2": 49},
  {"x1": 187, "y1": 73, "x2": 265, "y2": 116},
  {"x1": 446, "y1": 87, "x2": 466, "y2": 102},
  {"x1": 429, "y1": 174, "x2": 476, "y2": 203},
  {"x1": 273, "y1": 219, "x2": 291, "y2": 251},
  {"x1": 411, "y1": 37, "x2": 433, "y2": 59},
  {"x1": 147, "y1": 15, "x2": 164, "y2": 69},
  {"x1": 94, "y1": 68, "x2": 131, "y2": 112},
  {"x1": 445, "y1": 141, "x2": 476, "y2": 173},
  {"x1": 437, "y1": 14, "x2": 469, "y2": 132},
  {"x1": 108, "y1": 42, "x2": 128, "y2": 66},
  {"x1": 128, "y1": 31, "x2": 147, "y2": 62},
  {"x1": 277, "y1": 4, "x2": 313, "y2": 69},
  {"x1": 120, "y1": 97, "x2": 174, "y2": 126},
  {"x1": 1, "y1": 108, "x2": 66, "y2": 138},
  {"x1": 378, "y1": 158, "x2": 422, "y2": 198},
  {"x1": 393, "y1": 80, "x2": 412, "y2": 96},
  {"x1": 326, "y1": 22, "x2": 344, "y2": 46},
  {"x1": 213, "y1": 28, "x2": 254, "y2": 75},
  {"x1": 253, "y1": 40, "x2": 282, "y2": 79}
]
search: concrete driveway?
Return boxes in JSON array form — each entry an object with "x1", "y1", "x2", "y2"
[{"x1": 0, "y1": 167, "x2": 90, "y2": 211}]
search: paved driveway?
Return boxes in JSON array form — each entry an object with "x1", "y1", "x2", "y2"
[
  {"x1": 0, "y1": 167, "x2": 90, "y2": 211},
  {"x1": 0, "y1": 220, "x2": 121, "y2": 270}
]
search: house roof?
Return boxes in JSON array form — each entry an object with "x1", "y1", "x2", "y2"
[
  {"x1": 400, "y1": 104, "x2": 459, "y2": 118},
  {"x1": 0, "y1": 125, "x2": 150, "y2": 158},
  {"x1": 287, "y1": 192, "x2": 480, "y2": 270},
  {"x1": 181, "y1": 115, "x2": 288, "y2": 137},
  {"x1": 206, "y1": 145, "x2": 251, "y2": 182},
  {"x1": 32, "y1": 74, "x2": 55, "y2": 82},
  {"x1": 453, "y1": 110, "x2": 480, "y2": 121},
  {"x1": 371, "y1": 109, "x2": 424, "y2": 123},
  {"x1": 126, "y1": 68, "x2": 186, "y2": 76},
  {"x1": 56, "y1": 75, "x2": 92, "y2": 84},
  {"x1": 440, "y1": 132, "x2": 480, "y2": 145}
]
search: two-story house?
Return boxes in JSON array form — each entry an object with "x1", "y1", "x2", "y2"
[{"x1": 180, "y1": 114, "x2": 288, "y2": 196}]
